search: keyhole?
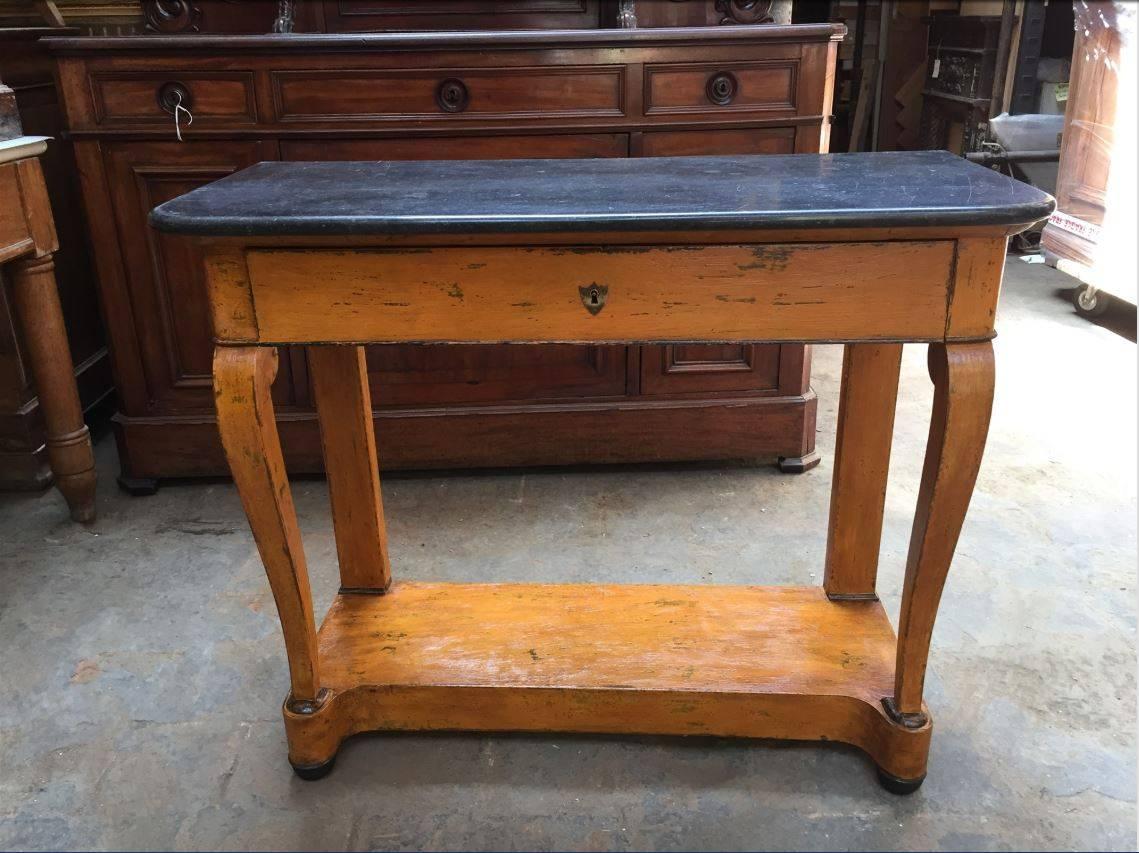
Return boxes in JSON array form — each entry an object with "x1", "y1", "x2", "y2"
[{"x1": 590, "y1": 288, "x2": 600, "y2": 305}]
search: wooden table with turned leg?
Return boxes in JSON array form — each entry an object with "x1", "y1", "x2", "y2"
[
  {"x1": 151, "y1": 151, "x2": 1053, "y2": 793},
  {"x1": 1, "y1": 136, "x2": 96, "y2": 523}
]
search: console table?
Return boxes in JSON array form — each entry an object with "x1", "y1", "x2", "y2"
[{"x1": 151, "y1": 151, "x2": 1053, "y2": 792}]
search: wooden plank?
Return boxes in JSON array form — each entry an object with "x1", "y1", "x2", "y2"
[
  {"x1": 309, "y1": 345, "x2": 392, "y2": 593},
  {"x1": 244, "y1": 242, "x2": 954, "y2": 345},
  {"x1": 318, "y1": 582, "x2": 895, "y2": 698}
]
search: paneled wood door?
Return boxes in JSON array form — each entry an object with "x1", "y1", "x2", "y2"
[
  {"x1": 101, "y1": 140, "x2": 301, "y2": 414},
  {"x1": 637, "y1": 126, "x2": 808, "y2": 400}
]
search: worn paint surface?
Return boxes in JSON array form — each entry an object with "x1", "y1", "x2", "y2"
[{"x1": 0, "y1": 262, "x2": 1133, "y2": 850}]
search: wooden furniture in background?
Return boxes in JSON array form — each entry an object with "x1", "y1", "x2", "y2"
[
  {"x1": 152, "y1": 151, "x2": 1053, "y2": 791},
  {"x1": 48, "y1": 24, "x2": 843, "y2": 491},
  {"x1": 0, "y1": 134, "x2": 96, "y2": 520},
  {"x1": 0, "y1": 30, "x2": 110, "y2": 491}
]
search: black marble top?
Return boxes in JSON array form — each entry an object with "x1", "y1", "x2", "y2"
[{"x1": 150, "y1": 151, "x2": 1055, "y2": 238}]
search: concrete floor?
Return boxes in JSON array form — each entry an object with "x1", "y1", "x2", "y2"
[{"x1": 1, "y1": 260, "x2": 1135, "y2": 851}]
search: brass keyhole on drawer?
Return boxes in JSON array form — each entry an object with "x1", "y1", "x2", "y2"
[
  {"x1": 706, "y1": 71, "x2": 739, "y2": 106},
  {"x1": 579, "y1": 283, "x2": 608, "y2": 316},
  {"x1": 436, "y1": 78, "x2": 469, "y2": 113}
]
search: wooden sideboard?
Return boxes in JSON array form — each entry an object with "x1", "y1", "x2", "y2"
[{"x1": 48, "y1": 22, "x2": 842, "y2": 489}]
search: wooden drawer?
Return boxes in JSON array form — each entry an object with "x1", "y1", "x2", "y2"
[
  {"x1": 91, "y1": 72, "x2": 257, "y2": 126},
  {"x1": 234, "y1": 242, "x2": 955, "y2": 345},
  {"x1": 644, "y1": 60, "x2": 798, "y2": 117},
  {"x1": 280, "y1": 133, "x2": 628, "y2": 161},
  {"x1": 271, "y1": 66, "x2": 625, "y2": 123},
  {"x1": 641, "y1": 127, "x2": 796, "y2": 157}
]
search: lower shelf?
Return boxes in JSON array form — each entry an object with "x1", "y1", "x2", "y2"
[{"x1": 286, "y1": 583, "x2": 931, "y2": 781}]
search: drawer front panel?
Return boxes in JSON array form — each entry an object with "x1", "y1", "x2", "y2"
[
  {"x1": 271, "y1": 67, "x2": 625, "y2": 122},
  {"x1": 641, "y1": 127, "x2": 796, "y2": 157},
  {"x1": 91, "y1": 73, "x2": 257, "y2": 125},
  {"x1": 644, "y1": 61, "x2": 798, "y2": 116},
  {"x1": 242, "y1": 243, "x2": 953, "y2": 345},
  {"x1": 280, "y1": 133, "x2": 628, "y2": 160}
]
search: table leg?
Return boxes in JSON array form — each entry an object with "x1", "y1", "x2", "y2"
[
  {"x1": 214, "y1": 346, "x2": 325, "y2": 714},
  {"x1": 889, "y1": 341, "x2": 995, "y2": 728},
  {"x1": 9, "y1": 253, "x2": 97, "y2": 523},
  {"x1": 824, "y1": 343, "x2": 903, "y2": 599},
  {"x1": 309, "y1": 345, "x2": 392, "y2": 594}
]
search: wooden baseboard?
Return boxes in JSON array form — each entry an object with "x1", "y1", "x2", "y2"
[{"x1": 112, "y1": 392, "x2": 818, "y2": 479}]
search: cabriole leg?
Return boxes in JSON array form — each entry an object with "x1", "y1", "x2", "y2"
[
  {"x1": 309, "y1": 345, "x2": 392, "y2": 594},
  {"x1": 889, "y1": 341, "x2": 995, "y2": 728},
  {"x1": 214, "y1": 346, "x2": 324, "y2": 708},
  {"x1": 824, "y1": 343, "x2": 903, "y2": 600}
]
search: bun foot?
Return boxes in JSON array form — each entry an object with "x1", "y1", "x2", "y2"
[
  {"x1": 877, "y1": 767, "x2": 925, "y2": 795},
  {"x1": 291, "y1": 755, "x2": 336, "y2": 781}
]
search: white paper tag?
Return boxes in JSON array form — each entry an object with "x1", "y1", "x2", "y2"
[{"x1": 932, "y1": 58, "x2": 941, "y2": 78}]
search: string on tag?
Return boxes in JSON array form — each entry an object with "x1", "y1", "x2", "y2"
[{"x1": 173, "y1": 91, "x2": 193, "y2": 142}]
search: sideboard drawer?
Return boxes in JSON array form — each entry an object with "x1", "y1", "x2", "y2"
[
  {"x1": 644, "y1": 61, "x2": 798, "y2": 117},
  {"x1": 642, "y1": 127, "x2": 796, "y2": 156},
  {"x1": 280, "y1": 133, "x2": 628, "y2": 161},
  {"x1": 271, "y1": 67, "x2": 626, "y2": 123},
  {"x1": 92, "y1": 72, "x2": 258, "y2": 126}
]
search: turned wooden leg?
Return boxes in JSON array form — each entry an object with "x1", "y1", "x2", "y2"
[
  {"x1": 9, "y1": 254, "x2": 97, "y2": 523},
  {"x1": 309, "y1": 345, "x2": 392, "y2": 594},
  {"x1": 214, "y1": 346, "x2": 324, "y2": 707},
  {"x1": 824, "y1": 343, "x2": 903, "y2": 599},
  {"x1": 889, "y1": 341, "x2": 995, "y2": 724}
]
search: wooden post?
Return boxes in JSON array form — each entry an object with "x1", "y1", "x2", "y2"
[
  {"x1": 890, "y1": 341, "x2": 995, "y2": 724},
  {"x1": 309, "y1": 345, "x2": 392, "y2": 594},
  {"x1": 824, "y1": 343, "x2": 903, "y2": 599},
  {"x1": 9, "y1": 253, "x2": 97, "y2": 523}
]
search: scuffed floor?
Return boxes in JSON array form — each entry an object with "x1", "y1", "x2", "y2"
[{"x1": 1, "y1": 260, "x2": 1135, "y2": 851}]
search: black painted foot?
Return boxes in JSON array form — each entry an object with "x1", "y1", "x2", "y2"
[
  {"x1": 877, "y1": 767, "x2": 925, "y2": 795},
  {"x1": 778, "y1": 450, "x2": 821, "y2": 474},
  {"x1": 117, "y1": 475, "x2": 160, "y2": 496},
  {"x1": 291, "y1": 755, "x2": 336, "y2": 781}
]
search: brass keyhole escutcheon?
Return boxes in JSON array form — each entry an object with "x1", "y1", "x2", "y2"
[{"x1": 579, "y1": 284, "x2": 608, "y2": 316}]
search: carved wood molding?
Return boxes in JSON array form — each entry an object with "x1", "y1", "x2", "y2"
[
  {"x1": 143, "y1": 0, "x2": 200, "y2": 32},
  {"x1": 0, "y1": 0, "x2": 140, "y2": 23},
  {"x1": 715, "y1": 0, "x2": 775, "y2": 25},
  {"x1": 714, "y1": 0, "x2": 777, "y2": 26}
]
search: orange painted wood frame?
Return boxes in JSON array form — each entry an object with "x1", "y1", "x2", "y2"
[{"x1": 207, "y1": 225, "x2": 1003, "y2": 792}]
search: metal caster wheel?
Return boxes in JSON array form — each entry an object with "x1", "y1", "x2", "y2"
[
  {"x1": 291, "y1": 756, "x2": 336, "y2": 781},
  {"x1": 1075, "y1": 284, "x2": 1112, "y2": 319},
  {"x1": 877, "y1": 767, "x2": 925, "y2": 795}
]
